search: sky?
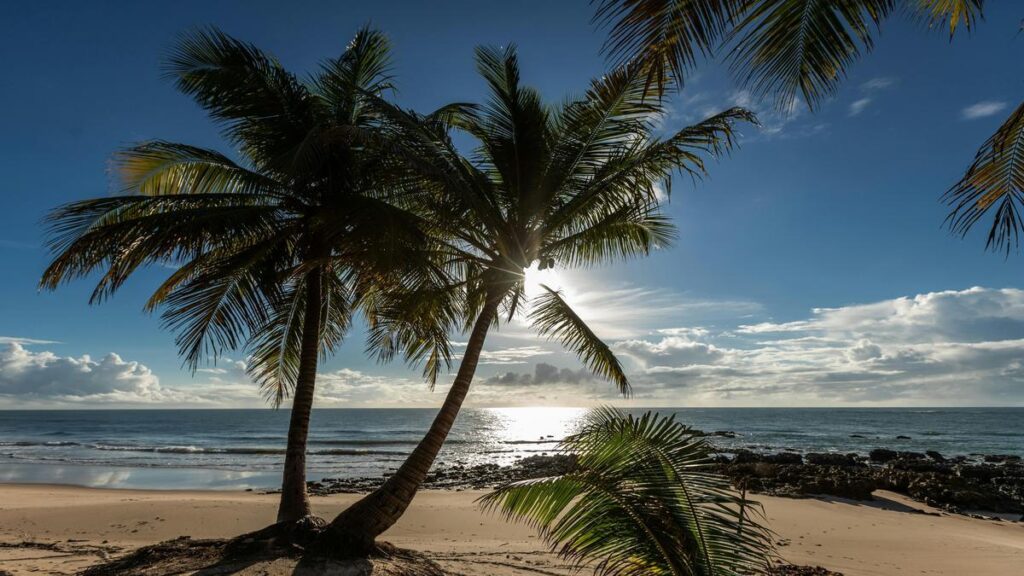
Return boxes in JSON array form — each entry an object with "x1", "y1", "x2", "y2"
[{"x1": 1, "y1": 1, "x2": 1023, "y2": 409}]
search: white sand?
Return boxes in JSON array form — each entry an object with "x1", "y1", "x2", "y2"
[{"x1": 0, "y1": 485, "x2": 1020, "y2": 575}]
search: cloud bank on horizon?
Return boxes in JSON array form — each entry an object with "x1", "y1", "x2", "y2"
[{"x1": 2, "y1": 286, "x2": 1023, "y2": 408}]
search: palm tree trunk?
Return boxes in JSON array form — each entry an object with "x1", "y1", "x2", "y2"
[
  {"x1": 322, "y1": 291, "x2": 501, "y2": 550},
  {"x1": 276, "y1": 267, "x2": 323, "y2": 524}
]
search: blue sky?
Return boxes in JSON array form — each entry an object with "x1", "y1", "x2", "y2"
[{"x1": 1, "y1": 1, "x2": 1023, "y2": 408}]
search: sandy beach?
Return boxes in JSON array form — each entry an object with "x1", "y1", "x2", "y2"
[{"x1": 0, "y1": 484, "x2": 1019, "y2": 575}]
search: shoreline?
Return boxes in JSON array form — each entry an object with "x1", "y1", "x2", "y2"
[
  {"x1": 4, "y1": 441, "x2": 1023, "y2": 520},
  {"x1": 1, "y1": 484, "x2": 1022, "y2": 575}
]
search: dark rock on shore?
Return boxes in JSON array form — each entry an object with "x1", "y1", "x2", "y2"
[
  {"x1": 717, "y1": 450, "x2": 1024, "y2": 515},
  {"x1": 984, "y1": 454, "x2": 1022, "y2": 463},
  {"x1": 309, "y1": 454, "x2": 578, "y2": 495},
  {"x1": 692, "y1": 429, "x2": 739, "y2": 438},
  {"x1": 724, "y1": 460, "x2": 877, "y2": 500},
  {"x1": 869, "y1": 449, "x2": 898, "y2": 462},
  {"x1": 303, "y1": 447, "x2": 1023, "y2": 518},
  {"x1": 805, "y1": 453, "x2": 861, "y2": 467}
]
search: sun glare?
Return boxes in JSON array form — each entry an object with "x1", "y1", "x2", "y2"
[
  {"x1": 520, "y1": 262, "x2": 599, "y2": 322},
  {"x1": 485, "y1": 406, "x2": 587, "y2": 443},
  {"x1": 522, "y1": 261, "x2": 565, "y2": 298}
]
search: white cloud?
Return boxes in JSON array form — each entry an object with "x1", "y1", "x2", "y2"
[
  {"x1": 485, "y1": 362, "x2": 593, "y2": 387},
  {"x1": 849, "y1": 97, "x2": 872, "y2": 116},
  {"x1": 0, "y1": 336, "x2": 59, "y2": 345},
  {"x1": 475, "y1": 346, "x2": 552, "y2": 365},
  {"x1": 627, "y1": 287, "x2": 1024, "y2": 406},
  {"x1": 0, "y1": 342, "x2": 168, "y2": 403},
  {"x1": 845, "y1": 77, "x2": 895, "y2": 118},
  {"x1": 6, "y1": 288, "x2": 1024, "y2": 408},
  {"x1": 314, "y1": 368, "x2": 434, "y2": 406},
  {"x1": 550, "y1": 283, "x2": 761, "y2": 339},
  {"x1": 657, "y1": 327, "x2": 710, "y2": 338},
  {"x1": 615, "y1": 336, "x2": 726, "y2": 368},
  {"x1": 861, "y1": 77, "x2": 896, "y2": 92},
  {"x1": 738, "y1": 287, "x2": 1024, "y2": 343},
  {"x1": 724, "y1": 90, "x2": 807, "y2": 138},
  {"x1": 962, "y1": 101, "x2": 1008, "y2": 120}
]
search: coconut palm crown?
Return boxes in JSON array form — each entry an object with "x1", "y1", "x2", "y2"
[
  {"x1": 39, "y1": 26, "x2": 453, "y2": 524},
  {"x1": 324, "y1": 45, "x2": 756, "y2": 548}
]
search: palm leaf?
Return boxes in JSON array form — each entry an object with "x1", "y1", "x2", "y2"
[
  {"x1": 315, "y1": 25, "x2": 395, "y2": 124},
  {"x1": 528, "y1": 286, "x2": 630, "y2": 395},
  {"x1": 547, "y1": 106, "x2": 755, "y2": 235},
  {"x1": 593, "y1": 0, "x2": 744, "y2": 97},
  {"x1": 247, "y1": 279, "x2": 307, "y2": 407},
  {"x1": 480, "y1": 408, "x2": 776, "y2": 575},
  {"x1": 541, "y1": 62, "x2": 661, "y2": 207},
  {"x1": 726, "y1": 0, "x2": 895, "y2": 112},
  {"x1": 40, "y1": 195, "x2": 284, "y2": 303},
  {"x1": 166, "y1": 26, "x2": 316, "y2": 169},
  {"x1": 943, "y1": 101, "x2": 1024, "y2": 254},
  {"x1": 116, "y1": 141, "x2": 286, "y2": 198},
  {"x1": 159, "y1": 237, "x2": 286, "y2": 369},
  {"x1": 247, "y1": 268, "x2": 353, "y2": 406},
  {"x1": 467, "y1": 45, "x2": 552, "y2": 227},
  {"x1": 912, "y1": 0, "x2": 984, "y2": 37},
  {"x1": 543, "y1": 201, "x2": 677, "y2": 267}
]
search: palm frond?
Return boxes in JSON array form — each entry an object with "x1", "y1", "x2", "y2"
[
  {"x1": 247, "y1": 268, "x2": 353, "y2": 406},
  {"x1": 315, "y1": 25, "x2": 395, "y2": 125},
  {"x1": 361, "y1": 274, "x2": 461, "y2": 389},
  {"x1": 158, "y1": 236, "x2": 287, "y2": 370},
  {"x1": 469, "y1": 45, "x2": 552, "y2": 227},
  {"x1": 528, "y1": 286, "x2": 630, "y2": 395},
  {"x1": 542, "y1": 62, "x2": 660, "y2": 207},
  {"x1": 116, "y1": 141, "x2": 286, "y2": 198},
  {"x1": 246, "y1": 278, "x2": 307, "y2": 407},
  {"x1": 593, "y1": 0, "x2": 744, "y2": 97},
  {"x1": 912, "y1": 0, "x2": 984, "y2": 37},
  {"x1": 543, "y1": 201, "x2": 677, "y2": 267},
  {"x1": 547, "y1": 106, "x2": 755, "y2": 236},
  {"x1": 943, "y1": 101, "x2": 1024, "y2": 255},
  {"x1": 480, "y1": 408, "x2": 776, "y2": 575},
  {"x1": 40, "y1": 195, "x2": 284, "y2": 302},
  {"x1": 365, "y1": 93, "x2": 508, "y2": 249},
  {"x1": 166, "y1": 27, "x2": 315, "y2": 167},
  {"x1": 726, "y1": 0, "x2": 895, "y2": 112}
]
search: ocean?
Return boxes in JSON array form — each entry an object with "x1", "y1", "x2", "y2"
[{"x1": 1, "y1": 407, "x2": 1021, "y2": 490}]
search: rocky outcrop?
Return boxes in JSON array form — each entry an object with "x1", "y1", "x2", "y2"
[
  {"x1": 309, "y1": 454, "x2": 578, "y2": 495},
  {"x1": 717, "y1": 451, "x2": 1024, "y2": 515},
  {"x1": 304, "y1": 447, "x2": 1023, "y2": 518}
]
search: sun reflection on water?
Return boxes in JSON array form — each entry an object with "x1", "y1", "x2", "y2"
[{"x1": 483, "y1": 406, "x2": 588, "y2": 445}]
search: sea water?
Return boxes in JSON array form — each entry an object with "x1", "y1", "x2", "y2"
[{"x1": 1, "y1": 407, "x2": 1020, "y2": 489}]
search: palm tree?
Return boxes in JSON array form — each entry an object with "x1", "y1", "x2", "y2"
[
  {"x1": 593, "y1": 0, "x2": 1024, "y2": 253},
  {"x1": 321, "y1": 46, "x2": 755, "y2": 550},
  {"x1": 40, "y1": 26, "x2": 451, "y2": 525},
  {"x1": 480, "y1": 407, "x2": 776, "y2": 575}
]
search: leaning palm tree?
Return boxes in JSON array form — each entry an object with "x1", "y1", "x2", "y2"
[
  {"x1": 593, "y1": 1, "x2": 1024, "y2": 253},
  {"x1": 40, "y1": 26, "x2": 451, "y2": 525},
  {"x1": 480, "y1": 407, "x2": 776, "y2": 575},
  {"x1": 321, "y1": 45, "x2": 755, "y2": 550}
]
